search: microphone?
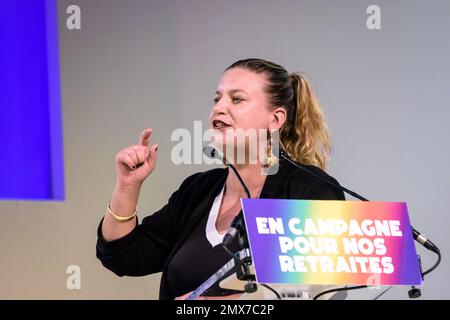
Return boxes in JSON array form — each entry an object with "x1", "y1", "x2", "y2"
[
  {"x1": 203, "y1": 146, "x2": 250, "y2": 246},
  {"x1": 279, "y1": 150, "x2": 440, "y2": 254}
]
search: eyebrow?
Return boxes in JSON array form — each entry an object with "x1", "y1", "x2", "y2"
[{"x1": 215, "y1": 89, "x2": 247, "y2": 95}]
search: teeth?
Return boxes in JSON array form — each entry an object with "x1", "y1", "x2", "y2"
[{"x1": 214, "y1": 120, "x2": 229, "y2": 128}]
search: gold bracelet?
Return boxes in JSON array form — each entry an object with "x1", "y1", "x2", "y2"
[{"x1": 107, "y1": 202, "x2": 137, "y2": 222}]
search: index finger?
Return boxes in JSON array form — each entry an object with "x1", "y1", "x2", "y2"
[{"x1": 139, "y1": 128, "x2": 152, "y2": 146}]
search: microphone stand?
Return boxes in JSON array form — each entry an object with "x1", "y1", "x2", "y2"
[{"x1": 203, "y1": 147, "x2": 257, "y2": 294}]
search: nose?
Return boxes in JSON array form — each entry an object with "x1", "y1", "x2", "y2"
[{"x1": 211, "y1": 97, "x2": 228, "y2": 117}]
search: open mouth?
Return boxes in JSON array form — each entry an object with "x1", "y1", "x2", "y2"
[{"x1": 212, "y1": 119, "x2": 232, "y2": 129}]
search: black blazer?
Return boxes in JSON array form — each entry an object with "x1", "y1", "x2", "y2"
[{"x1": 96, "y1": 158, "x2": 345, "y2": 300}]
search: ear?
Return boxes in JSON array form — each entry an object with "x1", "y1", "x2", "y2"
[{"x1": 269, "y1": 107, "x2": 287, "y2": 131}]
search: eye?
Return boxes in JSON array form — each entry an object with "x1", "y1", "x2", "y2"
[
  {"x1": 232, "y1": 96, "x2": 243, "y2": 104},
  {"x1": 213, "y1": 96, "x2": 221, "y2": 104}
]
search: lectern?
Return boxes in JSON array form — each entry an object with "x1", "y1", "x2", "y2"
[{"x1": 187, "y1": 199, "x2": 424, "y2": 300}]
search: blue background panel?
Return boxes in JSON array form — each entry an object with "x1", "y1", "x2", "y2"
[{"x1": 0, "y1": 0, "x2": 64, "y2": 201}]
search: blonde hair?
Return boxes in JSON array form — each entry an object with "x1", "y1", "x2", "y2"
[
  {"x1": 282, "y1": 73, "x2": 331, "y2": 170},
  {"x1": 226, "y1": 59, "x2": 331, "y2": 170}
]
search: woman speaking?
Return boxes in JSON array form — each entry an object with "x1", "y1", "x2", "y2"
[{"x1": 96, "y1": 58, "x2": 345, "y2": 300}]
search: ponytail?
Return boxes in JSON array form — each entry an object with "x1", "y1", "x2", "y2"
[{"x1": 281, "y1": 73, "x2": 331, "y2": 170}]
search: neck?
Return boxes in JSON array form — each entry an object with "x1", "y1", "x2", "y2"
[{"x1": 225, "y1": 163, "x2": 267, "y2": 198}]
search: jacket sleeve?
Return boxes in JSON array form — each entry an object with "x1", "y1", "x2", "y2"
[
  {"x1": 301, "y1": 175, "x2": 346, "y2": 201},
  {"x1": 96, "y1": 173, "x2": 199, "y2": 277}
]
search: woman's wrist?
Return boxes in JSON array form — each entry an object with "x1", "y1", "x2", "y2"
[
  {"x1": 109, "y1": 184, "x2": 141, "y2": 218},
  {"x1": 114, "y1": 181, "x2": 142, "y2": 194}
]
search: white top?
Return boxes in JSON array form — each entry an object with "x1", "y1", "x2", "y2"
[{"x1": 205, "y1": 185, "x2": 226, "y2": 247}]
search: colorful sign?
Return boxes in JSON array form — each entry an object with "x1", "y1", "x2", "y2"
[{"x1": 241, "y1": 199, "x2": 422, "y2": 286}]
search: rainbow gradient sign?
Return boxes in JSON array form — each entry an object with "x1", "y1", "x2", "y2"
[{"x1": 241, "y1": 199, "x2": 422, "y2": 286}]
